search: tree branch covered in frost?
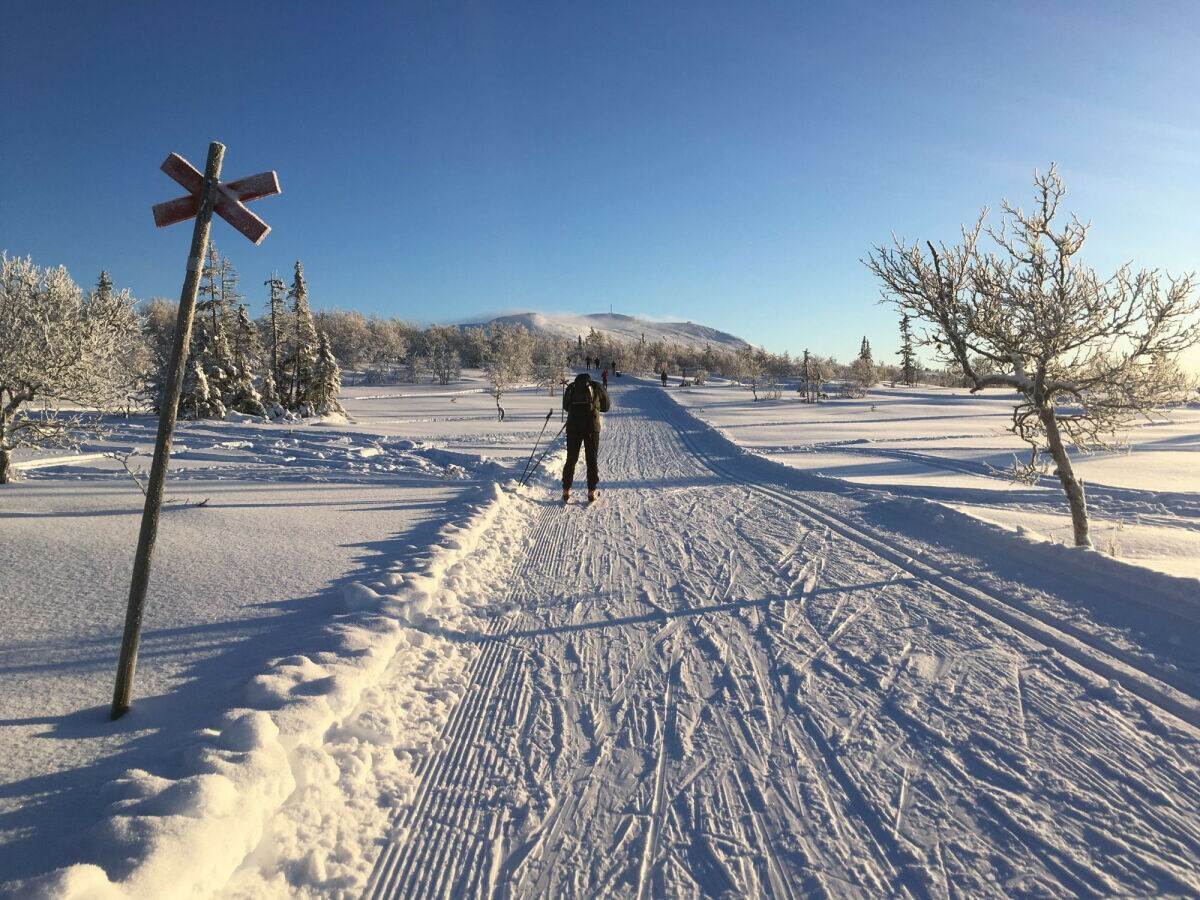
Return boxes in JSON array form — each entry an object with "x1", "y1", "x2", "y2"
[
  {"x1": 865, "y1": 165, "x2": 1200, "y2": 546},
  {"x1": 483, "y1": 324, "x2": 533, "y2": 421},
  {"x1": 0, "y1": 254, "x2": 143, "y2": 483}
]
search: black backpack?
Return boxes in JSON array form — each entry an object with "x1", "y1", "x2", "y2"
[{"x1": 570, "y1": 376, "x2": 594, "y2": 414}]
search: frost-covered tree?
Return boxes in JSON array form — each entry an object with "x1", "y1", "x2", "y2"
[
  {"x1": 898, "y1": 314, "x2": 918, "y2": 386},
  {"x1": 258, "y1": 365, "x2": 284, "y2": 417},
  {"x1": 310, "y1": 332, "x2": 347, "y2": 416},
  {"x1": 197, "y1": 245, "x2": 241, "y2": 339},
  {"x1": 798, "y1": 349, "x2": 823, "y2": 403},
  {"x1": 532, "y1": 332, "x2": 570, "y2": 394},
  {"x1": 282, "y1": 260, "x2": 319, "y2": 410},
  {"x1": 263, "y1": 272, "x2": 287, "y2": 391},
  {"x1": 0, "y1": 255, "x2": 142, "y2": 482},
  {"x1": 849, "y1": 336, "x2": 876, "y2": 395},
  {"x1": 180, "y1": 323, "x2": 234, "y2": 419},
  {"x1": 866, "y1": 164, "x2": 1200, "y2": 547},
  {"x1": 312, "y1": 308, "x2": 372, "y2": 370},
  {"x1": 230, "y1": 303, "x2": 264, "y2": 376},
  {"x1": 183, "y1": 360, "x2": 225, "y2": 420},
  {"x1": 483, "y1": 323, "x2": 533, "y2": 421},
  {"x1": 424, "y1": 324, "x2": 462, "y2": 385}
]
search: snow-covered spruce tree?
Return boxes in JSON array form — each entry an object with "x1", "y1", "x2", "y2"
[
  {"x1": 849, "y1": 336, "x2": 876, "y2": 395},
  {"x1": 263, "y1": 272, "x2": 288, "y2": 392},
  {"x1": 283, "y1": 260, "x2": 319, "y2": 411},
  {"x1": 180, "y1": 324, "x2": 232, "y2": 419},
  {"x1": 310, "y1": 332, "x2": 347, "y2": 416},
  {"x1": 258, "y1": 365, "x2": 286, "y2": 418},
  {"x1": 483, "y1": 323, "x2": 533, "y2": 421},
  {"x1": 230, "y1": 303, "x2": 264, "y2": 376},
  {"x1": 0, "y1": 255, "x2": 142, "y2": 482},
  {"x1": 866, "y1": 164, "x2": 1200, "y2": 547},
  {"x1": 898, "y1": 314, "x2": 918, "y2": 386},
  {"x1": 183, "y1": 360, "x2": 226, "y2": 420},
  {"x1": 197, "y1": 244, "x2": 242, "y2": 339}
]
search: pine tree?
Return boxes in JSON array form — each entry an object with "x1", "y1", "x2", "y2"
[
  {"x1": 230, "y1": 303, "x2": 264, "y2": 377},
  {"x1": 851, "y1": 336, "x2": 876, "y2": 395},
  {"x1": 284, "y1": 260, "x2": 319, "y2": 411},
  {"x1": 95, "y1": 270, "x2": 114, "y2": 301},
  {"x1": 898, "y1": 314, "x2": 917, "y2": 385},
  {"x1": 310, "y1": 332, "x2": 346, "y2": 416},
  {"x1": 198, "y1": 246, "x2": 219, "y2": 334},
  {"x1": 264, "y1": 272, "x2": 287, "y2": 392},
  {"x1": 259, "y1": 366, "x2": 285, "y2": 418},
  {"x1": 182, "y1": 360, "x2": 225, "y2": 420},
  {"x1": 180, "y1": 322, "x2": 234, "y2": 418}
]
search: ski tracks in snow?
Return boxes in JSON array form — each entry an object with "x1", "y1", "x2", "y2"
[{"x1": 356, "y1": 385, "x2": 1200, "y2": 898}]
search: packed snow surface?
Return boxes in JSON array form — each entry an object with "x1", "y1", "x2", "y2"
[{"x1": 2, "y1": 373, "x2": 1198, "y2": 898}]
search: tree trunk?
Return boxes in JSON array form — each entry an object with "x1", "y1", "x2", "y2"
[
  {"x1": 1039, "y1": 405, "x2": 1091, "y2": 547},
  {"x1": 0, "y1": 447, "x2": 10, "y2": 484}
]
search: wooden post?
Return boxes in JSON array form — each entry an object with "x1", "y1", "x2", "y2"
[{"x1": 111, "y1": 142, "x2": 225, "y2": 720}]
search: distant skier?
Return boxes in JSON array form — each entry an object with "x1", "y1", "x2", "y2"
[
  {"x1": 660, "y1": 369, "x2": 668, "y2": 387},
  {"x1": 601, "y1": 368, "x2": 609, "y2": 388},
  {"x1": 562, "y1": 372, "x2": 611, "y2": 503}
]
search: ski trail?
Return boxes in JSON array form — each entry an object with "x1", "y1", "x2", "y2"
[{"x1": 359, "y1": 383, "x2": 1200, "y2": 899}]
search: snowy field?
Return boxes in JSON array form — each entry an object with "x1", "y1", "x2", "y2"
[
  {"x1": 670, "y1": 379, "x2": 1200, "y2": 580},
  {"x1": 2, "y1": 372, "x2": 1198, "y2": 898}
]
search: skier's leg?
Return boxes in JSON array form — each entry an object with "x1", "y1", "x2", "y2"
[
  {"x1": 563, "y1": 430, "x2": 583, "y2": 491},
  {"x1": 584, "y1": 431, "x2": 600, "y2": 491}
]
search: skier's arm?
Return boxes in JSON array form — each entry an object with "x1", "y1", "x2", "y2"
[{"x1": 597, "y1": 386, "x2": 611, "y2": 412}]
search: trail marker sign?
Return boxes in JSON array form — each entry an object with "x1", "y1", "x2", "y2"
[
  {"x1": 152, "y1": 152, "x2": 280, "y2": 243},
  {"x1": 112, "y1": 142, "x2": 280, "y2": 720}
]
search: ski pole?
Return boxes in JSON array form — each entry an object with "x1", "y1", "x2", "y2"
[
  {"x1": 518, "y1": 410, "x2": 554, "y2": 486},
  {"x1": 520, "y1": 422, "x2": 567, "y2": 487}
]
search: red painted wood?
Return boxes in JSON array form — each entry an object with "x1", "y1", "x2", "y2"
[
  {"x1": 152, "y1": 195, "x2": 200, "y2": 228},
  {"x1": 154, "y1": 151, "x2": 279, "y2": 243},
  {"x1": 152, "y1": 171, "x2": 278, "y2": 229},
  {"x1": 160, "y1": 153, "x2": 203, "y2": 194},
  {"x1": 214, "y1": 190, "x2": 271, "y2": 244}
]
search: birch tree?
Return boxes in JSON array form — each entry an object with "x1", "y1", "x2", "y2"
[
  {"x1": 483, "y1": 323, "x2": 532, "y2": 421},
  {"x1": 866, "y1": 165, "x2": 1200, "y2": 546},
  {"x1": 0, "y1": 254, "x2": 142, "y2": 483}
]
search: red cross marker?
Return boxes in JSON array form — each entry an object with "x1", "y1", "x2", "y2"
[
  {"x1": 114, "y1": 142, "x2": 281, "y2": 720},
  {"x1": 152, "y1": 152, "x2": 280, "y2": 244}
]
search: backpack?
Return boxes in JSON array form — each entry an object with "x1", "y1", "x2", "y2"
[{"x1": 570, "y1": 376, "x2": 594, "y2": 414}]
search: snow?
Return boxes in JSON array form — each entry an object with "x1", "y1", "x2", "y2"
[
  {"x1": 2, "y1": 372, "x2": 1199, "y2": 897},
  {"x1": 461, "y1": 311, "x2": 750, "y2": 351}
]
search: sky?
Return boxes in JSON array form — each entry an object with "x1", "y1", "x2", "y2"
[{"x1": 3, "y1": 1, "x2": 1199, "y2": 370}]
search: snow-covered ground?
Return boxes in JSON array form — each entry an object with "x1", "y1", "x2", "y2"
[
  {"x1": 669, "y1": 380, "x2": 1200, "y2": 580},
  {"x1": 1, "y1": 372, "x2": 1198, "y2": 898}
]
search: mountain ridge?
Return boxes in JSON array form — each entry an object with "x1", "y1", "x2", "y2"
[{"x1": 457, "y1": 311, "x2": 750, "y2": 351}]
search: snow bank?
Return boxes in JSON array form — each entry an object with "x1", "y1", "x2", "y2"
[
  {"x1": 24, "y1": 712, "x2": 289, "y2": 899},
  {"x1": 17, "y1": 478, "x2": 531, "y2": 899}
]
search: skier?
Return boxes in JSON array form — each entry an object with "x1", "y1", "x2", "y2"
[
  {"x1": 660, "y1": 369, "x2": 668, "y2": 387},
  {"x1": 601, "y1": 368, "x2": 609, "y2": 388},
  {"x1": 562, "y1": 371, "x2": 611, "y2": 503}
]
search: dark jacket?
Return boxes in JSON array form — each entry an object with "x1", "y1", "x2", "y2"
[{"x1": 563, "y1": 374, "x2": 610, "y2": 433}]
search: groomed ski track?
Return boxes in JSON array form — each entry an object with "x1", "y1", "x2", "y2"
[{"x1": 362, "y1": 383, "x2": 1200, "y2": 899}]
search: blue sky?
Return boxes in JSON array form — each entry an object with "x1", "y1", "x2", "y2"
[{"x1": 3, "y1": 1, "x2": 1199, "y2": 368}]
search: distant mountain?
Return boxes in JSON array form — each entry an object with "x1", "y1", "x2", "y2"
[{"x1": 460, "y1": 312, "x2": 750, "y2": 351}]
